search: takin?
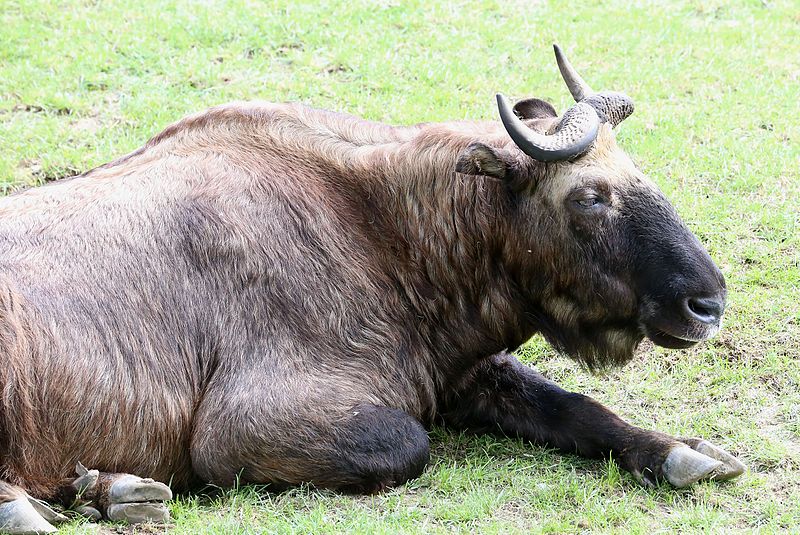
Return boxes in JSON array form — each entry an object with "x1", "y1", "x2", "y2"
[{"x1": 0, "y1": 45, "x2": 744, "y2": 533}]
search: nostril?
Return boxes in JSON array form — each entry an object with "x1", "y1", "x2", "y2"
[{"x1": 682, "y1": 296, "x2": 724, "y2": 324}]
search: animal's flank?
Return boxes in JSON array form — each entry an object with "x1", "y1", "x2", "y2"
[{"x1": 0, "y1": 280, "x2": 51, "y2": 494}]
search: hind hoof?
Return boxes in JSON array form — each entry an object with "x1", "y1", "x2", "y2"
[
  {"x1": 106, "y1": 502, "x2": 170, "y2": 524},
  {"x1": 75, "y1": 505, "x2": 102, "y2": 521},
  {"x1": 105, "y1": 475, "x2": 172, "y2": 525},
  {"x1": 109, "y1": 475, "x2": 172, "y2": 504},
  {"x1": 24, "y1": 497, "x2": 67, "y2": 526},
  {"x1": 71, "y1": 462, "x2": 99, "y2": 495},
  {"x1": 0, "y1": 497, "x2": 56, "y2": 534}
]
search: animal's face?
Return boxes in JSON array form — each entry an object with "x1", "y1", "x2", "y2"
[
  {"x1": 457, "y1": 127, "x2": 725, "y2": 368},
  {"x1": 454, "y1": 46, "x2": 725, "y2": 368},
  {"x1": 526, "y1": 127, "x2": 725, "y2": 367}
]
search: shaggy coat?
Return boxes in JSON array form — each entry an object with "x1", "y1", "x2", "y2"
[{"x1": 0, "y1": 100, "x2": 730, "y2": 505}]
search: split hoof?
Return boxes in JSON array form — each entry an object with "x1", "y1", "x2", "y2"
[
  {"x1": 662, "y1": 445, "x2": 723, "y2": 488},
  {"x1": 75, "y1": 505, "x2": 102, "y2": 521},
  {"x1": 106, "y1": 502, "x2": 170, "y2": 524},
  {"x1": 106, "y1": 475, "x2": 172, "y2": 525},
  {"x1": 109, "y1": 475, "x2": 172, "y2": 504},
  {"x1": 0, "y1": 497, "x2": 56, "y2": 534},
  {"x1": 25, "y1": 497, "x2": 67, "y2": 525},
  {"x1": 692, "y1": 440, "x2": 747, "y2": 481}
]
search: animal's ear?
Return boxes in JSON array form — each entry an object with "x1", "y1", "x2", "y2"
[
  {"x1": 512, "y1": 98, "x2": 558, "y2": 120},
  {"x1": 455, "y1": 142, "x2": 512, "y2": 179}
]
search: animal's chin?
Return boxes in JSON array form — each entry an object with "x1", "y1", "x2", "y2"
[{"x1": 558, "y1": 327, "x2": 644, "y2": 372}]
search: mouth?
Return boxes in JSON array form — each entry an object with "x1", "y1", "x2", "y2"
[
  {"x1": 643, "y1": 326, "x2": 700, "y2": 349},
  {"x1": 640, "y1": 317, "x2": 720, "y2": 349},
  {"x1": 639, "y1": 298, "x2": 722, "y2": 350}
]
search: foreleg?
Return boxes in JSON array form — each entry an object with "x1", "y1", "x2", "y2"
[{"x1": 441, "y1": 352, "x2": 745, "y2": 487}]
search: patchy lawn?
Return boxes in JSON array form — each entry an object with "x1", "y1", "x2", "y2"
[{"x1": 1, "y1": 0, "x2": 798, "y2": 532}]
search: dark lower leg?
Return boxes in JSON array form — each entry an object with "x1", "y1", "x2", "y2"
[{"x1": 441, "y1": 352, "x2": 743, "y2": 486}]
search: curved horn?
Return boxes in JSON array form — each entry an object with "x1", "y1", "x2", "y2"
[
  {"x1": 553, "y1": 44, "x2": 635, "y2": 127},
  {"x1": 496, "y1": 93, "x2": 600, "y2": 162},
  {"x1": 553, "y1": 44, "x2": 593, "y2": 102}
]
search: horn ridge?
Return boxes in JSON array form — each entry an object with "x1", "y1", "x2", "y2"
[
  {"x1": 496, "y1": 93, "x2": 600, "y2": 162},
  {"x1": 583, "y1": 92, "x2": 634, "y2": 127}
]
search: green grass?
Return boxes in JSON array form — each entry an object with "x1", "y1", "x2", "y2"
[{"x1": 2, "y1": 0, "x2": 799, "y2": 532}]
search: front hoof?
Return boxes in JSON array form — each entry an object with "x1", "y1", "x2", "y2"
[
  {"x1": 690, "y1": 440, "x2": 747, "y2": 481},
  {"x1": 662, "y1": 445, "x2": 723, "y2": 488},
  {"x1": 109, "y1": 476, "x2": 173, "y2": 504},
  {"x1": 0, "y1": 497, "x2": 56, "y2": 534},
  {"x1": 106, "y1": 502, "x2": 170, "y2": 524}
]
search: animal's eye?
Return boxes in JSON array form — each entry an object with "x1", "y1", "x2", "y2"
[
  {"x1": 567, "y1": 187, "x2": 610, "y2": 213},
  {"x1": 576, "y1": 197, "x2": 600, "y2": 208},
  {"x1": 574, "y1": 195, "x2": 606, "y2": 209}
]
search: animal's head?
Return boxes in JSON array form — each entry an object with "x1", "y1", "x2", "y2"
[{"x1": 456, "y1": 45, "x2": 726, "y2": 369}]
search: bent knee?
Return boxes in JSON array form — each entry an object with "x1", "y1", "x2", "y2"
[
  {"x1": 190, "y1": 403, "x2": 430, "y2": 493},
  {"x1": 330, "y1": 404, "x2": 430, "y2": 493}
]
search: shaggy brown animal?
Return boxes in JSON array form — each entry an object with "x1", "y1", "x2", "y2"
[{"x1": 0, "y1": 46, "x2": 744, "y2": 533}]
